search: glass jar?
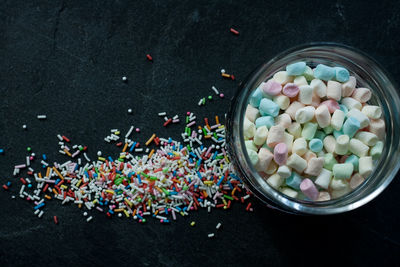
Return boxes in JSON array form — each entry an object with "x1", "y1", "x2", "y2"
[{"x1": 226, "y1": 43, "x2": 400, "y2": 215}]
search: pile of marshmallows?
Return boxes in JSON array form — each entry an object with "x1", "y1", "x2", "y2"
[{"x1": 244, "y1": 61, "x2": 385, "y2": 201}]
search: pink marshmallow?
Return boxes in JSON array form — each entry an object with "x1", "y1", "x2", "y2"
[
  {"x1": 300, "y1": 178, "x2": 319, "y2": 200},
  {"x1": 273, "y1": 143, "x2": 288, "y2": 166},
  {"x1": 320, "y1": 99, "x2": 340, "y2": 113},
  {"x1": 262, "y1": 80, "x2": 282, "y2": 96},
  {"x1": 282, "y1": 83, "x2": 300, "y2": 98}
]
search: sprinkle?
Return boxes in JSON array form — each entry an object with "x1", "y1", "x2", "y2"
[
  {"x1": 208, "y1": 233, "x2": 215, "y2": 238},
  {"x1": 158, "y1": 112, "x2": 167, "y2": 116},
  {"x1": 86, "y1": 216, "x2": 93, "y2": 222},
  {"x1": 211, "y1": 86, "x2": 219, "y2": 95},
  {"x1": 122, "y1": 76, "x2": 127, "y2": 82},
  {"x1": 128, "y1": 109, "x2": 133, "y2": 114},
  {"x1": 216, "y1": 223, "x2": 222, "y2": 230},
  {"x1": 145, "y1": 134, "x2": 156, "y2": 146},
  {"x1": 163, "y1": 118, "x2": 172, "y2": 127},
  {"x1": 146, "y1": 54, "x2": 153, "y2": 61},
  {"x1": 53, "y1": 216, "x2": 58, "y2": 224},
  {"x1": 190, "y1": 221, "x2": 195, "y2": 227},
  {"x1": 37, "y1": 115, "x2": 47, "y2": 120},
  {"x1": 219, "y1": 93, "x2": 224, "y2": 98},
  {"x1": 230, "y1": 28, "x2": 239, "y2": 35},
  {"x1": 22, "y1": 124, "x2": 27, "y2": 130}
]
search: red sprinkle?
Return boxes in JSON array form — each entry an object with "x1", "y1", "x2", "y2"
[
  {"x1": 62, "y1": 135, "x2": 70, "y2": 142},
  {"x1": 2, "y1": 185, "x2": 8, "y2": 190},
  {"x1": 163, "y1": 118, "x2": 172, "y2": 127},
  {"x1": 146, "y1": 54, "x2": 153, "y2": 61},
  {"x1": 246, "y1": 202, "x2": 252, "y2": 211},
  {"x1": 53, "y1": 216, "x2": 58, "y2": 224},
  {"x1": 230, "y1": 28, "x2": 239, "y2": 35}
]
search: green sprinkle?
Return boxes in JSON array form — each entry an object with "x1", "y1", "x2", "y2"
[
  {"x1": 223, "y1": 195, "x2": 233, "y2": 200},
  {"x1": 208, "y1": 95, "x2": 212, "y2": 100},
  {"x1": 141, "y1": 172, "x2": 149, "y2": 178},
  {"x1": 202, "y1": 98, "x2": 206, "y2": 104},
  {"x1": 202, "y1": 128, "x2": 208, "y2": 136},
  {"x1": 142, "y1": 219, "x2": 146, "y2": 223},
  {"x1": 162, "y1": 168, "x2": 169, "y2": 173},
  {"x1": 27, "y1": 147, "x2": 31, "y2": 152},
  {"x1": 183, "y1": 185, "x2": 189, "y2": 191},
  {"x1": 149, "y1": 176, "x2": 158, "y2": 181},
  {"x1": 188, "y1": 128, "x2": 191, "y2": 137},
  {"x1": 186, "y1": 116, "x2": 189, "y2": 124},
  {"x1": 213, "y1": 132, "x2": 218, "y2": 139},
  {"x1": 186, "y1": 145, "x2": 191, "y2": 151},
  {"x1": 162, "y1": 188, "x2": 169, "y2": 196}
]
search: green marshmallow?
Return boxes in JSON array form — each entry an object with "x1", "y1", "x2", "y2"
[
  {"x1": 324, "y1": 153, "x2": 337, "y2": 171},
  {"x1": 245, "y1": 140, "x2": 257, "y2": 152},
  {"x1": 301, "y1": 122, "x2": 318, "y2": 140},
  {"x1": 247, "y1": 149, "x2": 259, "y2": 166},
  {"x1": 323, "y1": 125, "x2": 334, "y2": 134},
  {"x1": 345, "y1": 155, "x2": 359, "y2": 172},
  {"x1": 370, "y1": 141, "x2": 384, "y2": 160},
  {"x1": 333, "y1": 163, "x2": 354, "y2": 179}
]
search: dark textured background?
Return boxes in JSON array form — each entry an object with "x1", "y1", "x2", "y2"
[{"x1": 1, "y1": 0, "x2": 400, "y2": 266}]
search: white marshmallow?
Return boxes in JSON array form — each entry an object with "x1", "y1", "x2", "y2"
[
  {"x1": 266, "y1": 125, "x2": 285, "y2": 148},
  {"x1": 273, "y1": 95, "x2": 290, "y2": 110},
  {"x1": 347, "y1": 108, "x2": 370, "y2": 128},
  {"x1": 280, "y1": 187, "x2": 298, "y2": 198},
  {"x1": 245, "y1": 140, "x2": 257, "y2": 152},
  {"x1": 273, "y1": 71, "x2": 293, "y2": 85},
  {"x1": 255, "y1": 147, "x2": 273, "y2": 172},
  {"x1": 326, "y1": 81, "x2": 342, "y2": 101},
  {"x1": 368, "y1": 119, "x2": 385, "y2": 140},
  {"x1": 304, "y1": 157, "x2": 324, "y2": 176},
  {"x1": 349, "y1": 138, "x2": 369, "y2": 157},
  {"x1": 247, "y1": 149, "x2": 259, "y2": 166},
  {"x1": 315, "y1": 105, "x2": 331, "y2": 128},
  {"x1": 359, "y1": 156, "x2": 373, "y2": 178},
  {"x1": 265, "y1": 161, "x2": 278, "y2": 174},
  {"x1": 315, "y1": 168, "x2": 333, "y2": 189},
  {"x1": 266, "y1": 173, "x2": 283, "y2": 189},
  {"x1": 277, "y1": 165, "x2": 292, "y2": 178},
  {"x1": 316, "y1": 191, "x2": 331, "y2": 201},
  {"x1": 295, "y1": 106, "x2": 315, "y2": 124},
  {"x1": 253, "y1": 126, "x2": 269, "y2": 146},
  {"x1": 341, "y1": 76, "x2": 356, "y2": 97},
  {"x1": 330, "y1": 178, "x2": 349, "y2": 191},
  {"x1": 310, "y1": 79, "x2": 327, "y2": 98},
  {"x1": 334, "y1": 135, "x2": 350, "y2": 155},
  {"x1": 362, "y1": 105, "x2": 382, "y2": 120},
  {"x1": 310, "y1": 92, "x2": 321, "y2": 108},
  {"x1": 275, "y1": 113, "x2": 292, "y2": 129},
  {"x1": 283, "y1": 132, "x2": 294, "y2": 153},
  {"x1": 287, "y1": 153, "x2": 308, "y2": 173},
  {"x1": 352, "y1": 87, "x2": 371, "y2": 103},
  {"x1": 303, "y1": 150, "x2": 316, "y2": 162},
  {"x1": 299, "y1": 85, "x2": 313, "y2": 104},
  {"x1": 355, "y1": 131, "x2": 378, "y2": 146},
  {"x1": 341, "y1": 97, "x2": 362, "y2": 110},
  {"x1": 292, "y1": 137, "x2": 308, "y2": 156},
  {"x1": 323, "y1": 135, "x2": 336, "y2": 154},
  {"x1": 287, "y1": 122, "x2": 302, "y2": 139},
  {"x1": 331, "y1": 109, "x2": 345, "y2": 131},
  {"x1": 285, "y1": 101, "x2": 305, "y2": 120},
  {"x1": 350, "y1": 173, "x2": 365, "y2": 189},
  {"x1": 245, "y1": 104, "x2": 260, "y2": 122},
  {"x1": 243, "y1": 117, "x2": 256, "y2": 139},
  {"x1": 294, "y1": 76, "x2": 308, "y2": 86}
]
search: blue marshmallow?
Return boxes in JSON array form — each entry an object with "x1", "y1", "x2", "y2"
[
  {"x1": 286, "y1": 172, "x2": 302, "y2": 190},
  {"x1": 255, "y1": 116, "x2": 275, "y2": 129},
  {"x1": 339, "y1": 104, "x2": 348, "y2": 114},
  {"x1": 309, "y1": 138, "x2": 323, "y2": 152},
  {"x1": 259, "y1": 98, "x2": 280, "y2": 117},
  {"x1": 333, "y1": 129, "x2": 344, "y2": 139},
  {"x1": 314, "y1": 64, "x2": 335, "y2": 81},
  {"x1": 342, "y1": 117, "x2": 360, "y2": 138},
  {"x1": 335, "y1": 67, "x2": 350, "y2": 82},
  {"x1": 249, "y1": 88, "x2": 263, "y2": 108},
  {"x1": 314, "y1": 130, "x2": 326, "y2": 141},
  {"x1": 286, "y1": 62, "x2": 306, "y2": 76},
  {"x1": 345, "y1": 154, "x2": 359, "y2": 172}
]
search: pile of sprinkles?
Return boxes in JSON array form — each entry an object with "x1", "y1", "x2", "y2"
[{"x1": 3, "y1": 112, "x2": 253, "y2": 227}]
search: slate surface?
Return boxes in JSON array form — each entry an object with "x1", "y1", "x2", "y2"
[{"x1": 0, "y1": 0, "x2": 399, "y2": 266}]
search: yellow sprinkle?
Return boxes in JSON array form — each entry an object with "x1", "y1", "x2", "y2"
[
  {"x1": 180, "y1": 212, "x2": 185, "y2": 216},
  {"x1": 190, "y1": 221, "x2": 196, "y2": 226},
  {"x1": 145, "y1": 133, "x2": 156, "y2": 146},
  {"x1": 61, "y1": 185, "x2": 68, "y2": 190},
  {"x1": 76, "y1": 179, "x2": 82, "y2": 187},
  {"x1": 98, "y1": 157, "x2": 106, "y2": 161},
  {"x1": 105, "y1": 189, "x2": 114, "y2": 194},
  {"x1": 124, "y1": 198, "x2": 133, "y2": 207},
  {"x1": 92, "y1": 199, "x2": 98, "y2": 204},
  {"x1": 64, "y1": 149, "x2": 72, "y2": 157},
  {"x1": 222, "y1": 199, "x2": 227, "y2": 206},
  {"x1": 204, "y1": 181, "x2": 213, "y2": 186},
  {"x1": 123, "y1": 210, "x2": 130, "y2": 217},
  {"x1": 148, "y1": 149, "x2": 155, "y2": 159},
  {"x1": 224, "y1": 155, "x2": 230, "y2": 163},
  {"x1": 115, "y1": 131, "x2": 120, "y2": 135},
  {"x1": 114, "y1": 208, "x2": 123, "y2": 212}
]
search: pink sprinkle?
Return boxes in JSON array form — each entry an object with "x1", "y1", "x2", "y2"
[
  {"x1": 29, "y1": 156, "x2": 34, "y2": 160},
  {"x1": 139, "y1": 219, "x2": 142, "y2": 223},
  {"x1": 186, "y1": 111, "x2": 191, "y2": 115},
  {"x1": 160, "y1": 219, "x2": 164, "y2": 223},
  {"x1": 219, "y1": 93, "x2": 224, "y2": 98},
  {"x1": 135, "y1": 128, "x2": 140, "y2": 132}
]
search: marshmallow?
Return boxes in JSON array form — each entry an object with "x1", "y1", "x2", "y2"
[
  {"x1": 355, "y1": 131, "x2": 378, "y2": 146},
  {"x1": 345, "y1": 155, "x2": 359, "y2": 172},
  {"x1": 275, "y1": 113, "x2": 292, "y2": 129},
  {"x1": 347, "y1": 108, "x2": 370, "y2": 128},
  {"x1": 286, "y1": 62, "x2": 306, "y2": 76},
  {"x1": 315, "y1": 168, "x2": 333, "y2": 189},
  {"x1": 253, "y1": 126, "x2": 269, "y2": 146},
  {"x1": 323, "y1": 135, "x2": 336, "y2": 154},
  {"x1": 265, "y1": 160, "x2": 278, "y2": 174},
  {"x1": 285, "y1": 172, "x2": 302, "y2": 190},
  {"x1": 295, "y1": 106, "x2": 315, "y2": 123},
  {"x1": 292, "y1": 137, "x2": 308, "y2": 156},
  {"x1": 304, "y1": 157, "x2": 324, "y2": 176},
  {"x1": 285, "y1": 101, "x2": 305, "y2": 120},
  {"x1": 349, "y1": 138, "x2": 369, "y2": 157},
  {"x1": 245, "y1": 140, "x2": 258, "y2": 152},
  {"x1": 266, "y1": 173, "x2": 283, "y2": 189},
  {"x1": 277, "y1": 165, "x2": 292, "y2": 178},
  {"x1": 310, "y1": 92, "x2": 321, "y2": 108},
  {"x1": 255, "y1": 147, "x2": 273, "y2": 172},
  {"x1": 287, "y1": 153, "x2": 308, "y2": 173},
  {"x1": 247, "y1": 149, "x2": 259, "y2": 166},
  {"x1": 282, "y1": 83, "x2": 300, "y2": 98},
  {"x1": 303, "y1": 150, "x2": 316, "y2": 162},
  {"x1": 316, "y1": 191, "x2": 331, "y2": 201},
  {"x1": 245, "y1": 104, "x2": 260, "y2": 122},
  {"x1": 303, "y1": 66, "x2": 314, "y2": 81},
  {"x1": 300, "y1": 178, "x2": 319, "y2": 200},
  {"x1": 341, "y1": 97, "x2": 362, "y2": 110},
  {"x1": 262, "y1": 79, "x2": 282, "y2": 96},
  {"x1": 266, "y1": 125, "x2": 285, "y2": 148},
  {"x1": 342, "y1": 117, "x2": 360, "y2": 138},
  {"x1": 273, "y1": 94, "x2": 290, "y2": 110},
  {"x1": 323, "y1": 153, "x2": 337, "y2": 170},
  {"x1": 249, "y1": 87, "x2": 264, "y2": 108},
  {"x1": 334, "y1": 67, "x2": 350, "y2": 82},
  {"x1": 370, "y1": 141, "x2": 383, "y2": 160},
  {"x1": 301, "y1": 122, "x2": 318, "y2": 140},
  {"x1": 350, "y1": 173, "x2": 365, "y2": 189},
  {"x1": 308, "y1": 138, "x2": 323, "y2": 153},
  {"x1": 320, "y1": 99, "x2": 340, "y2": 113},
  {"x1": 331, "y1": 184, "x2": 351, "y2": 198},
  {"x1": 283, "y1": 132, "x2": 294, "y2": 153},
  {"x1": 310, "y1": 79, "x2": 327, "y2": 98},
  {"x1": 259, "y1": 98, "x2": 280, "y2": 117},
  {"x1": 298, "y1": 85, "x2": 313, "y2": 104},
  {"x1": 315, "y1": 105, "x2": 331, "y2": 128},
  {"x1": 273, "y1": 71, "x2": 293, "y2": 84},
  {"x1": 334, "y1": 135, "x2": 350, "y2": 155},
  {"x1": 368, "y1": 119, "x2": 385, "y2": 140},
  {"x1": 243, "y1": 117, "x2": 256, "y2": 139},
  {"x1": 274, "y1": 143, "x2": 288, "y2": 166},
  {"x1": 330, "y1": 178, "x2": 350, "y2": 191},
  {"x1": 352, "y1": 87, "x2": 372, "y2": 103},
  {"x1": 314, "y1": 64, "x2": 335, "y2": 81},
  {"x1": 330, "y1": 109, "x2": 345, "y2": 131},
  {"x1": 362, "y1": 105, "x2": 382, "y2": 120},
  {"x1": 339, "y1": 104, "x2": 348, "y2": 114},
  {"x1": 287, "y1": 122, "x2": 302, "y2": 139},
  {"x1": 255, "y1": 116, "x2": 275, "y2": 129},
  {"x1": 359, "y1": 156, "x2": 373, "y2": 178},
  {"x1": 314, "y1": 130, "x2": 326, "y2": 141},
  {"x1": 323, "y1": 125, "x2": 334, "y2": 135},
  {"x1": 280, "y1": 187, "x2": 298, "y2": 198},
  {"x1": 326, "y1": 80, "x2": 342, "y2": 101},
  {"x1": 294, "y1": 76, "x2": 308, "y2": 86},
  {"x1": 342, "y1": 76, "x2": 356, "y2": 97},
  {"x1": 332, "y1": 163, "x2": 354, "y2": 179}
]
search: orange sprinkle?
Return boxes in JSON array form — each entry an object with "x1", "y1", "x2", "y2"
[
  {"x1": 46, "y1": 167, "x2": 50, "y2": 178},
  {"x1": 52, "y1": 188, "x2": 58, "y2": 195},
  {"x1": 53, "y1": 167, "x2": 64, "y2": 180},
  {"x1": 148, "y1": 149, "x2": 155, "y2": 159},
  {"x1": 38, "y1": 172, "x2": 42, "y2": 178},
  {"x1": 64, "y1": 149, "x2": 72, "y2": 157},
  {"x1": 122, "y1": 143, "x2": 128, "y2": 152},
  {"x1": 222, "y1": 73, "x2": 231, "y2": 78},
  {"x1": 231, "y1": 187, "x2": 237, "y2": 196},
  {"x1": 215, "y1": 116, "x2": 220, "y2": 125},
  {"x1": 145, "y1": 134, "x2": 156, "y2": 146},
  {"x1": 202, "y1": 190, "x2": 208, "y2": 198},
  {"x1": 44, "y1": 195, "x2": 52, "y2": 200}
]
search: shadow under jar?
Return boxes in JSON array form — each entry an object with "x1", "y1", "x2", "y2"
[{"x1": 226, "y1": 43, "x2": 400, "y2": 215}]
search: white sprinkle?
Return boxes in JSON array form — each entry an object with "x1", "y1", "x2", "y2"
[
  {"x1": 208, "y1": 233, "x2": 215, "y2": 238},
  {"x1": 158, "y1": 112, "x2": 167, "y2": 116},
  {"x1": 216, "y1": 222, "x2": 222, "y2": 229},
  {"x1": 122, "y1": 76, "x2": 127, "y2": 81},
  {"x1": 221, "y1": 69, "x2": 225, "y2": 74},
  {"x1": 128, "y1": 108, "x2": 133, "y2": 114},
  {"x1": 37, "y1": 115, "x2": 47, "y2": 120},
  {"x1": 97, "y1": 151, "x2": 102, "y2": 157},
  {"x1": 211, "y1": 86, "x2": 219, "y2": 95},
  {"x1": 22, "y1": 124, "x2": 27, "y2": 130},
  {"x1": 86, "y1": 216, "x2": 93, "y2": 222}
]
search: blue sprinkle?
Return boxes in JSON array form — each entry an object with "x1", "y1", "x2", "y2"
[
  {"x1": 108, "y1": 209, "x2": 114, "y2": 214},
  {"x1": 34, "y1": 203, "x2": 45, "y2": 210},
  {"x1": 108, "y1": 156, "x2": 113, "y2": 162},
  {"x1": 27, "y1": 184, "x2": 32, "y2": 188},
  {"x1": 217, "y1": 175, "x2": 225, "y2": 186},
  {"x1": 42, "y1": 154, "x2": 47, "y2": 160}
]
